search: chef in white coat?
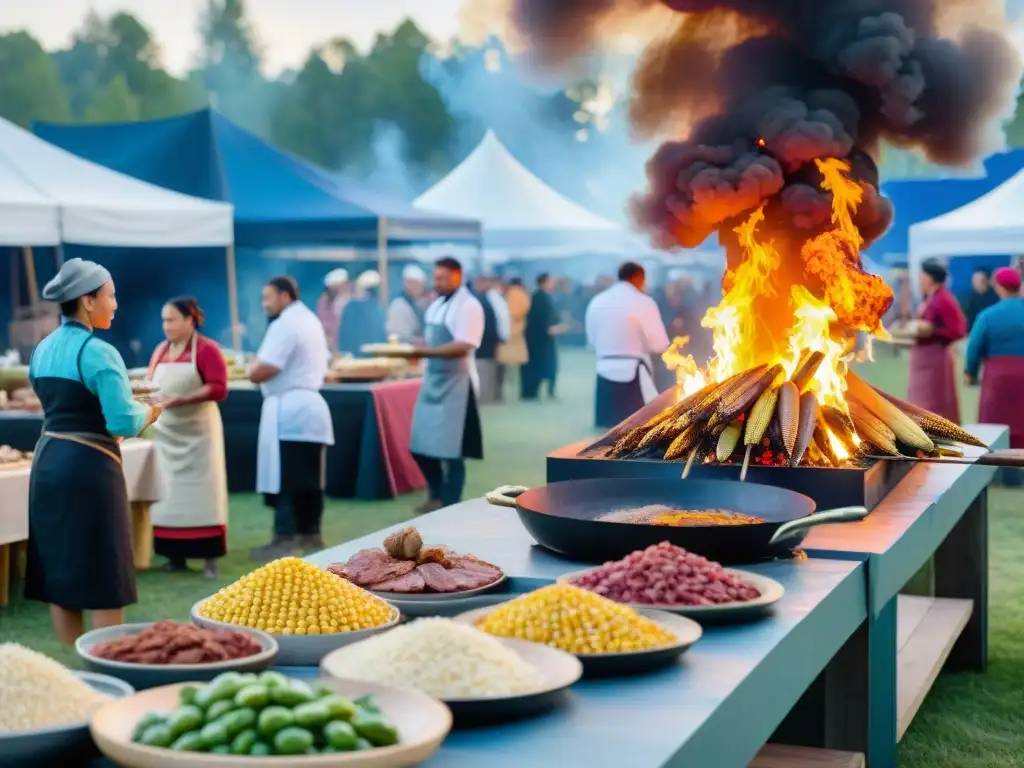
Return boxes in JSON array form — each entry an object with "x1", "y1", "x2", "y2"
[
  {"x1": 585, "y1": 261, "x2": 671, "y2": 428},
  {"x1": 408, "y1": 257, "x2": 485, "y2": 514},
  {"x1": 249, "y1": 276, "x2": 334, "y2": 561},
  {"x1": 386, "y1": 264, "x2": 427, "y2": 343}
]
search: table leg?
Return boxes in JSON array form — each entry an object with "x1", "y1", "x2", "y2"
[
  {"x1": 934, "y1": 488, "x2": 988, "y2": 673},
  {"x1": 130, "y1": 501, "x2": 152, "y2": 571},
  {"x1": 0, "y1": 544, "x2": 10, "y2": 607},
  {"x1": 865, "y1": 598, "x2": 898, "y2": 768}
]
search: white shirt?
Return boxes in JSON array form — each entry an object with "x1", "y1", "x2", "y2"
[
  {"x1": 256, "y1": 301, "x2": 335, "y2": 445},
  {"x1": 585, "y1": 281, "x2": 671, "y2": 383},
  {"x1": 486, "y1": 289, "x2": 512, "y2": 342},
  {"x1": 386, "y1": 295, "x2": 422, "y2": 343},
  {"x1": 423, "y1": 286, "x2": 485, "y2": 391}
]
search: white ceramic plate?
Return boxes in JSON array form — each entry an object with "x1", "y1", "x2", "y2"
[{"x1": 556, "y1": 568, "x2": 785, "y2": 623}]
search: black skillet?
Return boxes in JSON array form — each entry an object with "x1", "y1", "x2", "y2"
[{"x1": 485, "y1": 477, "x2": 867, "y2": 565}]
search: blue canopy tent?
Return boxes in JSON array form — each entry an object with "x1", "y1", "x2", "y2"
[
  {"x1": 35, "y1": 110, "x2": 481, "y2": 348},
  {"x1": 869, "y1": 149, "x2": 1024, "y2": 268}
]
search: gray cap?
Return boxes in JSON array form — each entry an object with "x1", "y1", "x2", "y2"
[{"x1": 42, "y1": 258, "x2": 112, "y2": 303}]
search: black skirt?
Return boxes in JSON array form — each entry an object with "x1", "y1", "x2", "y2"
[{"x1": 25, "y1": 435, "x2": 137, "y2": 611}]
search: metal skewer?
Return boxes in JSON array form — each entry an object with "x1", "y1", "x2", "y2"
[
  {"x1": 739, "y1": 444, "x2": 753, "y2": 482},
  {"x1": 681, "y1": 447, "x2": 699, "y2": 479}
]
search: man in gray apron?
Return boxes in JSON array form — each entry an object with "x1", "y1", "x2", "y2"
[{"x1": 408, "y1": 257, "x2": 485, "y2": 514}]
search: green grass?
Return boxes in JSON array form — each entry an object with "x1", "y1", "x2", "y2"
[{"x1": 2, "y1": 348, "x2": 1021, "y2": 765}]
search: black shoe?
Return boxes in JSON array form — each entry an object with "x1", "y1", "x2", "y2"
[{"x1": 250, "y1": 536, "x2": 298, "y2": 563}]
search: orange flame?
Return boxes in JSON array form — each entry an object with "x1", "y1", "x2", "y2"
[{"x1": 662, "y1": 158, "x2": 891, "y2": 461}]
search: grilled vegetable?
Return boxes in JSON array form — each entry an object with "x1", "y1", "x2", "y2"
[
  {"x1": 719, "y1": 364, "x2": 785, "y2": 426},
  {"x1": 847, "y1": 401, "x2": 899, "y2": 456},
  {"x1": 716, "y1": 420, "x2": 743, "y2": 462},
  {"x1": 663, "y1": 422, "x2": 702, "y2": 462},
  {"x1": 845, "y1": 371, "x2": 934, "y2": 453},
  {"x1": 744, "y1": 385, "x2": 780, "y2": 446},
  {"x1": 790, "y1": 350, "x2": 825, "y2": 393},
  {"x1": 871, "y1": 386, "x2": 988, "y2": 448},
  {"x1": 791, "y1": 392, "x2": 819, "y2": 466},
  {"x1": 776, "y1": 381, "x2": 800, "y2": 458}
]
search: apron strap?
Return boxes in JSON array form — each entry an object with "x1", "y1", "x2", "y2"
[
  {"x1": 600, "y1": 355, "x2": 653, "y2": 374},
  {"x1": 44, "y1": 431, "x2": 122, "y2": 466},
  {"x1": 148, "y1": 340, "x2": 169, "y2": 380}
]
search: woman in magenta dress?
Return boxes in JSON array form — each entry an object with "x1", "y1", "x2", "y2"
[
  {"x1": 908, "y1": 260, "x2": 967, "y2": 423},
  {"x1": 147, "y1": 297, "x2": 230, "y2": 579}
]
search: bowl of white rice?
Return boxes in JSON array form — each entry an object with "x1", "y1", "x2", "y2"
[
  {"x1": 321, "y1": 618, "x2": 583, "y2": 726},
  {"x1": 0, "y1": 644, "x2": 134, "y2": 765}
]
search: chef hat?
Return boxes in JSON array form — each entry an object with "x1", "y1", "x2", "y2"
[
  {"x1": 356, "y1": 270, "x2": 381, "y2": 290},
  {"x1": 993, "y1": 266, "x2": 1021, "y2": 292},
  {"x1": 42, "y1": 258, "x2": 111, "y2": 303},
  {"x1": 324, "y1": 268, "x2": 349, "y2": 287},
  {"x1": 402, "y1": 264, "x2": 427, "y2": 283}
]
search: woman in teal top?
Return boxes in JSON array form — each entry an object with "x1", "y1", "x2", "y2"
[{"x1": 27, "y1": 258, "x2": 161, "y2": 644}]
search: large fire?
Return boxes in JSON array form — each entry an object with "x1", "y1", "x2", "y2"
[{"x1": 662, "y1": 158, "x2": 891, "y2": 460}]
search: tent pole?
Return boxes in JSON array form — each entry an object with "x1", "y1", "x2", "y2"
[
  {"x1": 55, "y1": 243, "x2": 64, "y2": 268},
  {"x1": 226, "y1": 244, "x2": 241, "y2": 351},
  {"x1": 22, "y1": 247, "x2": 39, "y2": 313},
  {"x1": 377, "y1": 217, "x2": 390, "y2": 306},
  {"x1": 10, "y1": 251, "x2": 19, "y2": 319}
]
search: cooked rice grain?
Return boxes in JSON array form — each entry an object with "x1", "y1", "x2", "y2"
[
  {"x1": 326, "y1": 618, "x2": 545, "y2": 699},
  {"x1": 0, "y1": 643, "x2": 111, "y2": 733}
]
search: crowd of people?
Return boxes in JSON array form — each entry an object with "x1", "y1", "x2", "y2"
[{"x1": 21, "y1": 251, "x2": 1024, "y2": 644}]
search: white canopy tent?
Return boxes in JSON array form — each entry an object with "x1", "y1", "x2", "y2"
[
  {"x1": 0, "y1": 118, "x2": 240, "y2": 347},
  {"x1": 908, "y1": 165, "x2": 1024, "y2": 277},
  {"x1": 0, "y1": 117, "x2": 233, "y2": 247},
  {"x1": 414, "y1": 130, "x2": 653, "y2": 260}
]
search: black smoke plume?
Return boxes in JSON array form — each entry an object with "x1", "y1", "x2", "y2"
[{"x1": 509, "y1": 0, "x2": 1022, "y2": 253}]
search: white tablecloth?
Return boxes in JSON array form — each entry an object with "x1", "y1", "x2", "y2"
[{"x1": 0, "y1": 438, "x2": 162, "y2": 546}]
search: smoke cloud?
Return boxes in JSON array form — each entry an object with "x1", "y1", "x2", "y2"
[{"x1": 508, "y1": 0, "x2": 1023, "y2": 252}]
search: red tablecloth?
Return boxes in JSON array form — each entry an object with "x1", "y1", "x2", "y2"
[{"x1": 370, "y1": 379, "x2": 426, "y2": 496}]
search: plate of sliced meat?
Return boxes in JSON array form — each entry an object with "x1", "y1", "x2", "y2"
[{"x1": 327, "y1": 527, "x2": 506, "y2": 605}]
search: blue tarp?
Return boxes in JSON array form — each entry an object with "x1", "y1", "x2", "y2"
[
  {"x1": 869, "y1": 149, "x2": 1024, "y2": 264},
  {"x1": 35, "y1": 109, "x2": 480, "y2": 249}
]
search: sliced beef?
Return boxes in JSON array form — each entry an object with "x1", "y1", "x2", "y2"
[
  {"x1": 444, "y1": 567, "x2": 500, "y2": 591},
  {"x1": 446, "y1": 554, "x2": 503, "y2": 582},
  {"x1": 333, "y1": 549, "x2": 415, "y2": 587},
  {"x1": 415, "y1": 562, "x2": 461, "y2": 592},
  {"x1": 372, "y1": 570, "x2": 426, "y2": 593}
]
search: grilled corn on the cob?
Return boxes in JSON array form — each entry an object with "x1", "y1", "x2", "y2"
[
  {"x1": 790, "y1": 350, "x2": 825, "y2": 393},
  {"x1": 744, "y1": 386, "x2": 780, "y2": 446},
  {"x1": 777, "y1": 381, "x2": 800, "y2": 458},
  {"x1": 813, "y1": 421, "x2": 842, "y2": 466},
  {"x1": 845, "y1": 371, "x2": 934, "y2": 453},
  {"x1": 663, "y1": 422, "x2": 702, "y2": 461},
  {"x1": 791, "y1": 392, "x2": 819, "y2": 466},
  {"x1": 716, "y1": 420, "x2": 743, "y2": 462},
  {"x1": 847, "y1": 401, "x2": 900, "y2": 456},
  {"x1": 720, "y1": 364, "x2": 784, "y2": 428},
  {"x1": 820, "y1": 404, "x2": 860, "y2": 454},
  {"x1": 871, "y1": 386, "x2": 988, "y2": 448}
]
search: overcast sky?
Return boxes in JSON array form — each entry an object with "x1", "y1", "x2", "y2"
[{"x1": 1, "y1": 0, "x2": 469, "y2": 75}]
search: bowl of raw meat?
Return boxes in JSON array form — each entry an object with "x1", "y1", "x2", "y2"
[
  {"x1": 328, "y1": 527, "x2": 506, "y2": 616},
  {"x1": 76, "y1": 620, "x2": 278, "y2": 689}
]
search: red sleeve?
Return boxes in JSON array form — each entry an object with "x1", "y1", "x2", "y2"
[
  {"x1": 195, "y1": 336, "x2": 229, "y2": 402},
  {"x1": 147, "y1": 342, "x2": 167, "y2": 380},
  {"x1": 932, "y1": 290, "x2": 967, "y2": 343}
]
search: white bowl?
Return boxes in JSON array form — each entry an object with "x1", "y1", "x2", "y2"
[{"x1": 190, "y1": 600, "x2": 401, "y2": 667}]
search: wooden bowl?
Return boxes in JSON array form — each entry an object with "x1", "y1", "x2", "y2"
[
  {"x1": 0, "y1": 671, "x2": 133, "y2": 765},
  {"x1": 76, "y1": 623, "x2": 279, "y2": 690},
  {"x1": 91, "y1": 679, "x2": 452, "y2": 768},
  {"x1": 191, "y1": 601, "x2": 401, "y2": 667},
  {"x1": 322, "y1": 636, "x2": 582, "y2": 727}
]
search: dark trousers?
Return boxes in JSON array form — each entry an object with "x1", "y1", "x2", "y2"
[
  {"x1": 412, "y1": 454, "x2": 466, "y2": 507},
  {"x1": 265, "y1": 441, "x2": 326, "y2": 537}
]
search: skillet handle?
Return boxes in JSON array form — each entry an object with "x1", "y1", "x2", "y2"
[
  {"x1": 485, "y1": 485, "x2": 529, "y2": 508},
  {"x1": 768, "y1": 506, "x2": 869, "y2": 546}
]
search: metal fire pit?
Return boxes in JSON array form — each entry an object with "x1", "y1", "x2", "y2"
[{"x1": 546, "y1": 440, "x2": 912, "y2": 512}]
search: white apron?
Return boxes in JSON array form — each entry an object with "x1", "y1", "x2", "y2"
[{"x1": 149, "y1": 335, "x2": 229, "y2": 529}]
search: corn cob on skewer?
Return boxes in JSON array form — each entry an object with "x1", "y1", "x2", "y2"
[
  {"x1": 777, "y1": 381, "x2": 800, "y2": 458},
  {"x1": 870, "y1": 386, "x2": 988, "y2": 448},
  {"x1": 664, "y1": 422, "x2": 702, "y2": 461},
  {"x1": 716, "y1": 420, "x2": 743, "y2": 462},
  {"x1": 718, "y1": 364, "x2": 785, "y2": 426},
  {"x1": 847, "y1": 401, "x2": 900, "y2": 456},
  {"x1": 791, "y1": 392, "x2": 819, "y2": 466},
  {"x1": 744, "y1": 386, "x2": 781, "y2": 446}
]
